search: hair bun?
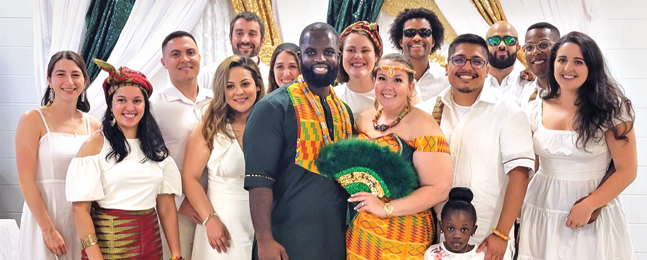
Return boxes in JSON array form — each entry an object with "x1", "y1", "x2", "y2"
[{"x1": 448, "y1": 187, "x2": 473, "y2": 203}]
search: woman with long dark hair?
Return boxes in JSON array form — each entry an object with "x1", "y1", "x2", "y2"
[
  {"x1": 267, "y1": 43, "x2": 300, "y2": 93},
  {"x1": 16, "y1": 50, "x2": 101, "y2": 260},
  {"x1": 184, "y1": 55, "x2": 265, "y2": 259},
  {"x1": 518, "y1": 32, "x2": 636, "y2": 259},
  {"x1": 66, "y1": 59, "x2": 184, "y2": 259}
]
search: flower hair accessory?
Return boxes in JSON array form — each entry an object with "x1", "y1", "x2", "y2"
[{"x1": 373, "y1": 65, "x2": 415, "y2": 78}]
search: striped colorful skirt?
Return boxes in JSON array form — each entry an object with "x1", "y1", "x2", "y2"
[
  {"x1": 346, "y1": 208, "x2": 435, "y2": 260},
  {"x1": 82, "y1": 206, "x2": 162, "y2": 260}
]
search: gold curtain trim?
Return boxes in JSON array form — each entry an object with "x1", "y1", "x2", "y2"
[
  {"x1": 382, "y1": 0, "x2": 458, "y2": 67},
  {"x1": 231, "y1": 0, "x2": 282, "y2": 65},
  {"x1": 470, "y1": 0, "x2": 526, "y2": 68}
]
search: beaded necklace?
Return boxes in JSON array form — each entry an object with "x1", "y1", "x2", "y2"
[{"x1": 373, "y1": 106, "x2": 410, "y2": 131}]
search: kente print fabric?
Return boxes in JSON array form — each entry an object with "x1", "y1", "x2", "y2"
[{"x1": 286, "y1": 77, "x2": 352, "y2": 174}]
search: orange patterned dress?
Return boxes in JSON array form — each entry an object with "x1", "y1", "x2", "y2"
[{"x1": 347, "y1": 132, "x2": 449, "y2": 260}]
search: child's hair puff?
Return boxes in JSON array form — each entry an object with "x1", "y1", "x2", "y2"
[{"x1": 441, "y1": 187, "x2": 477, "y2": 223}]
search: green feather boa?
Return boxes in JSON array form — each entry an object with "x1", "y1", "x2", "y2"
[{"x1": 315, "y1": 138, "x2": 419, "y2": 199}]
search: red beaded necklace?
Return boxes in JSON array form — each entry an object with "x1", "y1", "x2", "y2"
[{"x1": 373, "y1": 106, "x2": 410, "y2": 131}]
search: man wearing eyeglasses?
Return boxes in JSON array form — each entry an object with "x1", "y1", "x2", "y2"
[
  {"x1": 484, "y1": 21, "x2": 534, "y2": 107},
  {"x1": 388, "y1": 8, "x2": 449, "y2": 102},
  {"x1": 425, "y1": 34, "x2": 533, "y2": 260},
  {"x1": 519, "y1": 22, "x2": 561, "y2": 107}
]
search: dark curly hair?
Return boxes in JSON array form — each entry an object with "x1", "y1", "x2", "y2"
[
  {"x1": 545, "y1": 31, "x2": 634, "y2": 149},
  {"x1": 103, "y1": 88, "x2": 169, "y2": 163},
  {"x1": 388, "y1": 8, "x2": 444, "y2": 54}
]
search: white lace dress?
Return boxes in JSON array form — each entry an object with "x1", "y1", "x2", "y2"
[
  {"x1": 17, "y1": 109, "x2": 90, "y2": 260},
  {"x1": 518, "y1": 100, "x2": 635, "y2": 260},
  {"x1": 191, "y1": 125, "x2": 253, "y2": 259}
]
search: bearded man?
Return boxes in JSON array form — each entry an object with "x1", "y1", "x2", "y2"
[{"x1": 243, "y1": 22, "x2": 354, "y2": 260}]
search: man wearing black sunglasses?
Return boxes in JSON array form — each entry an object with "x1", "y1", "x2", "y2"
[
  {"x1": 484, "y1": 21, "x2": 534, "y2": 107},
  {"x1": 389, "y1": 8, "x2": 449, "y2": 102}
]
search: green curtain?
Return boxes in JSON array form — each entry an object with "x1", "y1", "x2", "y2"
[
  {"x1": 81, "y1": 0, "x2": 136, "y2": 82},
  {"x1": 327, "y1": 0, "x2": 384, "y2": 34}
]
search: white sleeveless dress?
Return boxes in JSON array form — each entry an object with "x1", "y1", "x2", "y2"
[
  {"x1": 17, "y1": 109, "x2": 90, "y2": 260},
  {"x1": 518, "y1": 100, "x2": 635, "y2": 260},
  {"x1": 192, "y1": 125, "x2": 253, "y2": 259}
]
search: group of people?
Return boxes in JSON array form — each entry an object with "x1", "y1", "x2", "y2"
[{"x1": 15, "y1": 7, "x2": 636, "y2": 260}]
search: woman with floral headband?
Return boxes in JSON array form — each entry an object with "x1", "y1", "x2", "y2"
[
  {"x1": 345, "y1": 53, "x2": 453, "y2": 260},
  {"x1": 66, "y1": 59, "x2": 184, "y2": 260}
]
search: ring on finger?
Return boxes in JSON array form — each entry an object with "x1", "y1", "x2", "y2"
[{"x1": 361, "y1": 202, "x2": 365, "y2": 206}]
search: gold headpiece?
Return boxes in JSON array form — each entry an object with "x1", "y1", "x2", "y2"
[{"x1": 373, "y1": 65, "x2": 415, "y2": 78}]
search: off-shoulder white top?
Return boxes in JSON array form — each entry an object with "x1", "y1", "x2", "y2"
[{"x1": 65, "y1": 133, "x2": 182, "y2": 210}]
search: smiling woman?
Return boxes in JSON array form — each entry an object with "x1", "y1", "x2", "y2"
[
  {"x1": 65, "y1": 59, "x2": 184, "y2": 260},
  {"x1": 16, "y1": 51, "x2": 101, "y2": 260},
  {"x1": 335, "y1": 21, "x2": 383, "y2": 119},
  {"x1": 346, "y1": 53, "x2": 453, "y2": 260},
  {"x1": 185, "y1": 55, "x2": 265, "y2": 259}
]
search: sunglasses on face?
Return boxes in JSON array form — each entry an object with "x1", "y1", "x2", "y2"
[
  {"x1": 487, "y1": 35, "x2": 518, "y2": 46},
  {"x1": 522, "y1": 39, "x2": 553, "y2": 53},
  {"x1": 403, "y1": 28, "x2": 433, "y2": 38},
  {"x1": 449, "y1": 56, "x2": 487, "y2": 69}
]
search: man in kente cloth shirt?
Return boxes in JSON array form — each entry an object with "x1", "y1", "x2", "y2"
[{"x1": 243, "y1": 22, "x2": 354, "y2": 260}]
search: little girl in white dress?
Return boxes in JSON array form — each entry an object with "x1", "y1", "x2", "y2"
[{"x1": 425, "y1": 187, "x2": 485, "y2": 260}]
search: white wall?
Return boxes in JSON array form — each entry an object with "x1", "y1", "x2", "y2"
[
  {"x1": 0, "y1": 0, "x2": 644, "y2": 257},
  {"x1": 605, "y1": 0, "x2": 647, "y2": 258},
  {"x1": 0, "y1": 0, "x2": 36, "y2": 223}
]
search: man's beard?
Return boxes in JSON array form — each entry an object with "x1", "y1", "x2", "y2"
[
  {"x1": 489, "y1": 50, "x2": 517, "y2": 69},
  {"x1": 301, "y1": 62, "x2": 339, "y2": 88},
  {"x1": 234, "y1": 43, "x2": 260, "y2": 57}
]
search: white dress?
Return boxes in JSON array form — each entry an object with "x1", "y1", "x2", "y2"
[
  {"x1": 424, "y1": 243, "x2": 485, "y2": 260},
  {"x1": 192, "y1": 125, "x2": 253, "y2": 259},
  {"x1": 17, "y1": 109, "x2": 90, "y2": 260},
  {"x1": 518, "y1": 100, "x2": 635, "y2": 260}
]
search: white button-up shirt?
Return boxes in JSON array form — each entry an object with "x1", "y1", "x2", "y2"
[
  {"x1": 150, "y1": 82, "x2": 213, "y2": 172},
  {"x1": 485, "y1": 73, "x2": 534, "y2": 107},
  {"x1": 419, "y1": 86, "x2": 534, "y2": 249},
  {"x1": 416, "y1": 60, "x2": 450, "y2": 102},
  {"x1": 519, "y1": 80, "x2": 544, "y2": 109}
]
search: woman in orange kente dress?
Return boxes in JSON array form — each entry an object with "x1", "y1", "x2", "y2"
[{"x1": 345, "y1": 53, "x2": 453, "y2": 260}]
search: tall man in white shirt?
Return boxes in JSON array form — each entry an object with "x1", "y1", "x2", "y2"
[
  {"x1": 388, "y1": 8, "x2": 449, "y2": 102},
  {"x1": 150, "y1": 31, "x2": 213, "y2": 260},
  {"x1": 198, "y1": 12, "x2": 270, "y2": 91},
  {"x1": 484, "y1": 21, "x2": 534, "y2": 106},
  {"x1": 519, "y1": 22, "x2": 561, "y2": 107},
  {"x1": 430, "y1": 34, "x2": 534, "y2": 260}
]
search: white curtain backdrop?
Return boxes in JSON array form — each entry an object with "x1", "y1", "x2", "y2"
[
  {"x1": 191, "y1": 0, "x2": 236, "y2": 68},
  {"x1": 33, "y1": 0, "x2": 91, "y2": 97},
  {"x1": 86, "y1": 0, "x2": 209, "y2": 117},
  {"x1": 274, "y1": 0, "x2": 329, "y2": 45},
  {"x1": 435, "y1": 0, "x2": 605, "y2": 44}
]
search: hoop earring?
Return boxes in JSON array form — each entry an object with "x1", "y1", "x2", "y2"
[{"x1": 110, "y1": 112, "x2": 116, "y2": 127}]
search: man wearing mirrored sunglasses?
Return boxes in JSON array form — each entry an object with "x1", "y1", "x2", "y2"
[
  {"x1": 519, "y1": 22, "x2": 561, "y2": 108},
  {"x1": 389, "y1": 8, "x2": 449, "y2": 102},
  {"x1": 484, "y1": 21, "x2": 534, "y2": 107},
  {"x1": 417, "y1": 34, "x2": 533, "y2": 260}
]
